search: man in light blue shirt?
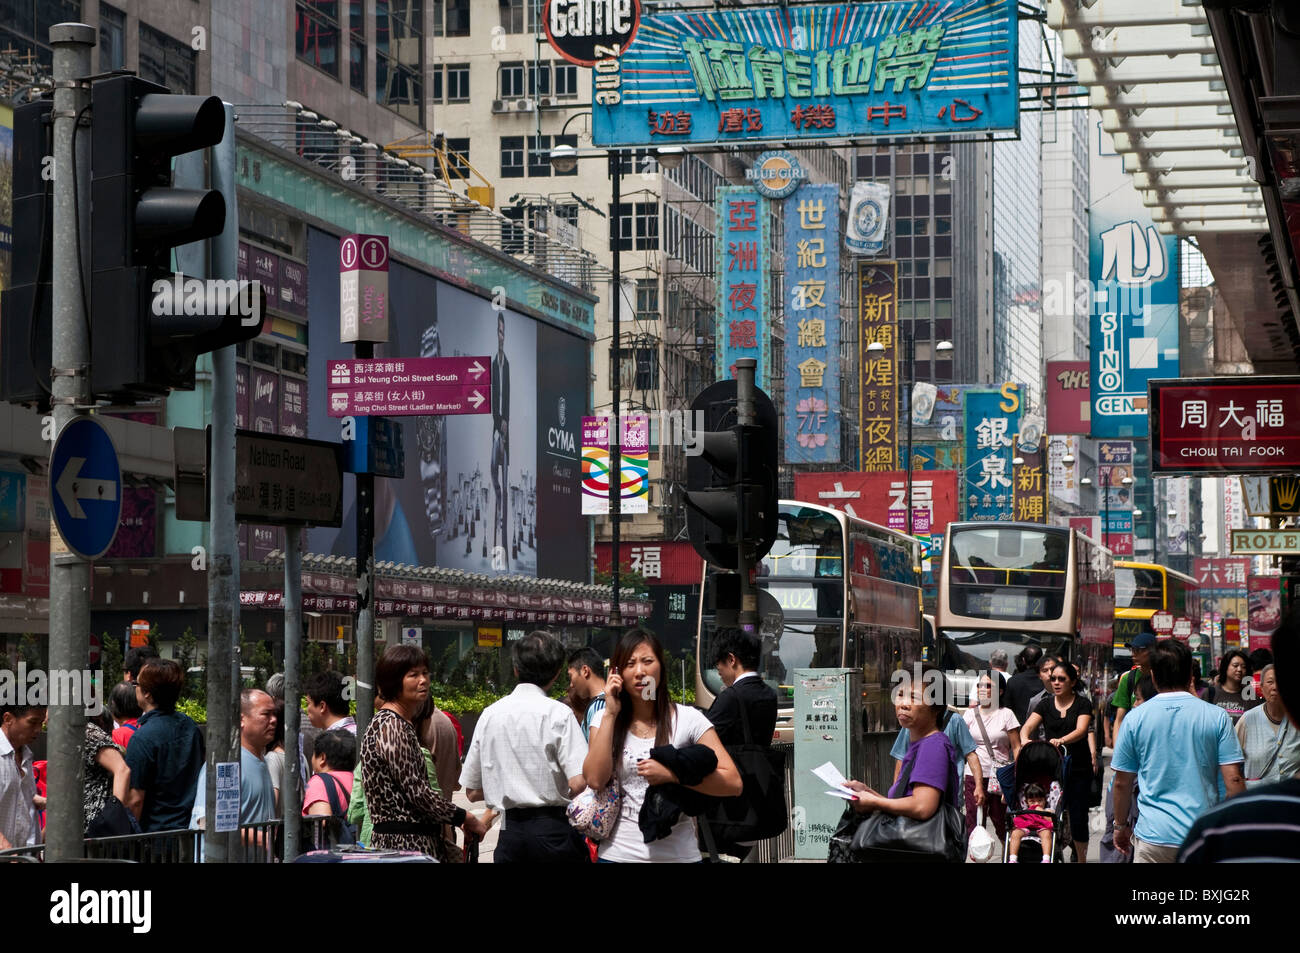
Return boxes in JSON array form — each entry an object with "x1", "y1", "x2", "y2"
[
  {"x1": 1112, "y1": 639, "x2": 1245, "y2": 863},
  {"x1": 191, "y1": 689, "x2": 279, "y2": 860}
]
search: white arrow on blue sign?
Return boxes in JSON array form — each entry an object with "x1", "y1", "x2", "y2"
[{"x1": 50, "y1": 416, "x2": 122, "y2": 560}]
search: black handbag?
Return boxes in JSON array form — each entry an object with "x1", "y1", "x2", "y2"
[
  {"x1": 698, "y1": 698, "x2": 788, "y2": 854},
  {"x1": 86, "y1": 795, "x2": 142, "y2": 838},
  {"x1": 846, "y1": 745, "x2": 966, "y2": 863},
  {"x1": 826, "y1": 805, "x2": 866, "y2": 863}
]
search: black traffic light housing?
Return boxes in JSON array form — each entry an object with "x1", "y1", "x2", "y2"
[
  {"x1": 89, "y1": 75, "x2": 260, "y2": 398},
  {"x1": 0, "y1": 97, "x2": 54, "y2": 408},
  {"x1": 685, "y1": 379, "x2": 779, "y2": 570}
]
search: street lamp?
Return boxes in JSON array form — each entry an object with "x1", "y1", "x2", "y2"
[
  {"x1": 1080, "y1": 469, "x2": 1133, "y2": 551},
  {"x1": 866, "y1": 335, "x2": 952, "y2": 534},
  {"x1": 549, "y1": 131, "x2": 685, "y2": 628}
]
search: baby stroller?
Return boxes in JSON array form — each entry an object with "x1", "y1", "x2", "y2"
[{"x1": 995, "y1": 741, "x2": 1069, "y2": 863}]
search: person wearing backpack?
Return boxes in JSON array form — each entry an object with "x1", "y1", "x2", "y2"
[
  {"x1": 304, "y1": 729, "x2": 358, "y2": 844},
  {"x1": 109, "y1": 682, "x2": 142, "y2": 751},
  {"x1": 1112, "y1": 632, "x2": 1156, "y2": 742}
]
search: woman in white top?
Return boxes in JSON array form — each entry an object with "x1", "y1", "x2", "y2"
[
  {"x1": 584, "y1": 628, "x2": 741, "y2": 862},
  {"x1": 962, "y1": 670, "x2": 1021, "y2": 844}
]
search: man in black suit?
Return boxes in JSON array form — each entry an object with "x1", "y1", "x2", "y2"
[
  {"x1": 707, "y1": 627, "x2": 778, "y2": 747},
  {"x1": 491, "y1": 312, "x2": 510, "y2": 568},
  {"x1": 1005, "y1": 644, "x2": 1045, "y2": 726}
]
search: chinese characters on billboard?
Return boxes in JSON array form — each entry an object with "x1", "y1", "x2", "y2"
[
  {"x1": 784, "y1": 184, "x2": 840, "y2": 463},
  {"x1": 1151, "y1": 377, "x2": 1300, "y2": 473},
  {"x1": 1099, "y1": 439, "x2": 1134, "y2": 555},
  {"x1": 963, "y1": 386, "x2": 1021, "y2": 521},
  {"x1": 593, "y1": 1, "x2": 1020, "y2": 148},
  {"x1": 1012, "y1": 449, "x2": 1047, "y2": 523},
  {"x1": 715, "y1": 187, "x2": 770, "y2": 387},
  {"x1": 793, "y1": 470, "x2": 959, "y2": 536},
  {"x1": 581, "y1": 415, "x2": 650, "y2": 515},
  {"x1": 858, "y1": 261, "x2": 898, "y2": 472}
]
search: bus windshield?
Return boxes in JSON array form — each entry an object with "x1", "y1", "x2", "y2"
[
  {"x1": 1116, "y1": 567, "x2": 1163, "y2": 610},
  {"x1": 948, "y1": 527, "x2": 1070, "y2": 586}
]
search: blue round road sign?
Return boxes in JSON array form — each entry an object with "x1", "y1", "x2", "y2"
[{"x1": 50, "y1": 416, "x2": 122, "y2": 560}]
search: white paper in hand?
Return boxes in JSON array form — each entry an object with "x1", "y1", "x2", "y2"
[{"x1": 812, "y1": 761, "x2": 858, "y2": 799}]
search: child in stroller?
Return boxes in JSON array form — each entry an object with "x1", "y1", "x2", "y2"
[{"x1": 1008, "y1": 783, "x2": 1053, "y2": 862}]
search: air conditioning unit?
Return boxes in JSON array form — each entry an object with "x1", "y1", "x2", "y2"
[
  {"x1": 492, "y1": 99, "x2": 507, "y2": 113},
  {"x1": 538, "y1": 96, "x2": 556, "y2": 108},
  {"x1": 515, "y1": 98, "x2": 535, "y2": 112}
]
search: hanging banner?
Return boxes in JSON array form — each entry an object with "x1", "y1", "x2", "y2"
[
  {"x1": 581, "y1": 415, "x2": 650, "y2": 515},
  {"x1": 1047, "y1": 435, "x2": 1080, "y2": 506},
  {"x1": 715, "y1": 186, "x2": 770, "y2": 388},
  {"x1": 846, "y1": 181, "x2": 891, "y2": 256},
  {"x1": 963, "y1": 385, "x2": 1022, "y2": 521},
  {"x1": 784, "y1": 183, "x2": 840, "y2": 463},
  {"x1": 1098, "y1": 439, "x2": 1134, "y2": 554},
  {"x1": 592, "y1": 0, "x2": 1021, "y2": 148},
  {"x1": 1088, "y1": 115, "x2": 1179, "y2": 438},
  {"x1": 1013, "y1": 449, "x2": 1047, "y2": 524},
  {"x1": 794, "y1": 470, "x2": 959, "y2": 535},
  {"x1": 1046, "y1": 361, "x2": 1090, "y2": 435},
  {"x1": 858, "y1": 260, "x2": 898, "y2": 472}
]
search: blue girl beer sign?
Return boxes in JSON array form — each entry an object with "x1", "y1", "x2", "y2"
[{"x1": 747, "y1": 151, "x2": 807, "y2": 199}]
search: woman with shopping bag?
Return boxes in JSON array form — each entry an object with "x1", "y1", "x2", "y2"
[{"x1": 962, "y1": 670, "x2": 1021, "y2": 848}]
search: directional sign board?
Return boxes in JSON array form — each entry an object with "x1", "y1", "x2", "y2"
[
  {"x1": 326, "y1": 357, "x2": 492, "y2": 417},
  {"x1": 50, "y1": 416, "x2": 122, "y2": 560},
  {"x1": 1150, "y1": 611, "x2": 1174, "y2": 635},
  {"x1": 234, "y1": 431, "x2": 344, "y2": 527}
]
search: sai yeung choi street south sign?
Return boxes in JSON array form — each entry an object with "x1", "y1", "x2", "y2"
[
  {"x1": 1149, "y1": 377, "x2": 1300, "y2": 474},
  {"x1": 574, "y1": 0, "x2": 1020, "y2": 148}
]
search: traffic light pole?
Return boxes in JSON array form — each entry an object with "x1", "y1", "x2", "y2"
[
  {"x1": 45, "y1": 21, "x2": 95, "y2": 863},
  {"x1": 735, "y1": 359, "x2": 758, "y2": 633},
  {"x1": 608, "y1": 151, "x2": 622, "y2": 630}
]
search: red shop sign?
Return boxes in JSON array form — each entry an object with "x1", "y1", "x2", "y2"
[{"x1": 1151, "y1": 377, "x2": 1300, "y2": 473}]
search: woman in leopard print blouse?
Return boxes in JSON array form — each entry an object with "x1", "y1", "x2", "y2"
[{"x1": 361, "y1": 645, "x2": 486, "y2": 860}]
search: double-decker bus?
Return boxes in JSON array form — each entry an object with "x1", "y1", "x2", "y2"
[
  {"x1": 934, "y1": 523, "x2": 1114, "y2": 706},
  {"x1": 1113, "y1": 561, "x2": 1202, "y2": 664},
  {"x1": 695, "y1": 501, "x2": 922, "y2": 782}
]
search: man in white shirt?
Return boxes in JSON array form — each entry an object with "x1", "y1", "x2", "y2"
[
  {"x1": 0, "y1": 705, "x2": 45, "y2": 851},
  {"x1": 461, "y1": 631, "x2": 589, "y2": 862}
]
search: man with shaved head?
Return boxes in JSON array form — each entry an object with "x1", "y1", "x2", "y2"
[{"x1": 192, "y1": 688, "x2": 279, "y2": 837}]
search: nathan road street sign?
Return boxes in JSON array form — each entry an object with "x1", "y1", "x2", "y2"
[
  {"x1": 1230, "y1": 529, "x2": 1300, "y2": 555},
  {"x1": 50, "y1": 416, "x2": 122, "y2": 560},
  {"x1": 326, "y1": 356, "x2": 492, "y2": 417},
  {"x1": 1151, "y1": 610, "x2": 1174, "y2": 635},
  {"x1": 235, "y1": 431, "x2": 344, "y2": 527}
]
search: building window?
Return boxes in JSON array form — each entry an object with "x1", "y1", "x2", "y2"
[
  {"x1": 501, "y1": 206, "x2": 527, "y2": 254},
  {"x1": 610, "y1": 348, "x2": 660, "y2": 391},
  {"x1": 139, "y1": 22, "x2": 197, "y2": 94},
  {"x1": 635, "y1": 279, "x2": 659, "y2": 321},
  {"x1": 499, "y1": 61, "x2": 526, "y2": 99},
  {"x1": 445, "y1": 138, "x2": 470, "y2": 178},
  {"x1": 500, "y1": 136, "x2": 525, "y2": 178},
  {"x1": 610, "y1": 202, "x2": 659, "y2": 251},
  {"x1": 527, "y1": 136, "x2": 552, "y2": 177},
  {"x1": 348, "y1": 0, "x2": 365, "y2": 93},
  {"x1": 555, "y1": 63, "x2": 578, "y2": 98},
  {"x1": 431, "y1": 64, "x2": 443, "y2": 102},
  {"x1": 99, "y1": 3, "x2": 126, "y2": 72},
  {"x1": 446, "y1": 63, "x2": 470, "y2": 101},
  {"x1": 500, "y1": 0, "x2": 540, "y2": 34},
  {"x1": 528, "y1": 63, "x2": 552, "y2": 97},
  {"x1": 376, "y1": 0, "x2": 423, "y2": 124},
  {"x1": 295, "y1": 2, "x2": 341, "y2": 79},
  {"x1": 445, "y1": 0, "x2": 470, "y2": 36}
]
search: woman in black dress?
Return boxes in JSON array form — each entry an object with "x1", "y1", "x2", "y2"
[
  {"x1": 1020, "y1": 660, "x2": 1093, "y2": 862},
  {"x1": 360, "y1": 645, "x2": 486, "y2": 859}
]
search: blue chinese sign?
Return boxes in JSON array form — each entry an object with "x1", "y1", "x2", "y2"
[
  {"x1": 593, "y1": 0, "x2": 1020, "y2": 148},
  {"x1": 963, "y1": 387, "x2": 1022, "y2": 522},
  {"x1": 1089, "y1": 119, "x2": 1180, "y2": 438},
  {"x1": 784, "y1": 184, "x2": 840, "y2": 464},
  {"x1": 716, "y1": 186, "x2": 770, "y2": 387}
]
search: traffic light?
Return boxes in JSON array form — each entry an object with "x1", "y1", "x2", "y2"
[
  {"x1": 89, "y1": 76, "x2": 261, "y2": 398},
  {"x1": 0, "y1": 97, "x2": 54, "y2": 408},
  {"x1": 685, "y1": 379, "x2": 779, "y2": 570}
]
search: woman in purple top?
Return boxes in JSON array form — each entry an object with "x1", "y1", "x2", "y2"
[{"x1": 845, "y1": 664, "x2": 955, "y2": 821}]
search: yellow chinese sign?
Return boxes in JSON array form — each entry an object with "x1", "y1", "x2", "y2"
[
  {"x1": 1013, "y1": 449, "x2": 1047, "y2": 523},
  {"x1": 859, "y1": 261, "x2": 898, "y2": 472}
]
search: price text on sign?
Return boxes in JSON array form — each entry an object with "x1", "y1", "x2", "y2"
[{"x1": 1150, "y1": 377, "x2": 1300, "y2": 473}]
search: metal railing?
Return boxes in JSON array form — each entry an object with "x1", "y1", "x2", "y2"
[
  {"x1": 0, "y1": 816, "x2": 336, "y2": 863},
  {"x1": 746, "y1": 742, "x2": 796, "y2": 864},
  {"x1": 234, "y1": 103, "x2": 608, "y2": 293}
]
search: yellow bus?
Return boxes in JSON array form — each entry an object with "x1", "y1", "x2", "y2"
[{"x1": 1113, "y1": 561, "x2": 1201, "y2": 661}]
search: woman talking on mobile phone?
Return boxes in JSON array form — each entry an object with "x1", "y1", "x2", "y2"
[{"x1": 583, "y1": 628, "x2": 741, "y2": 863}]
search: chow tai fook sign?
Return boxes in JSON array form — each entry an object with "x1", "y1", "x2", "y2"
[
  {"x1": 1150, "y1": 377, "x2": 1300, "y2": 474},
  {"x1": 589, "y1": 0, "x2": 1020, "y2": 148}
]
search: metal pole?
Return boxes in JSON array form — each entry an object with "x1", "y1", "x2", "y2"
[
  {"x1": 204, "y1": 103, "x2": 241, "y2": 863},
  {"x1": 904, "y1": 327, "x2": 914, "y2": 537},
  {"x1": 609, "y1": 151, "x2": 622, "y2": 630},
  {"x1": 45, "y1": 21, "x2": 94, "y2": 863},
  {"x1": 1103, "y1": 470, "x2": 1110, "y2": 551},
  {"x1": 355, "y1": 342, "x2": 376, "y2": 742},
  {"x1": 736, "y1": 358, "x2": 758, "y2": 632},
  {"x1": 282, "y1": 525, "x2": 303, "y2": 860}
]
